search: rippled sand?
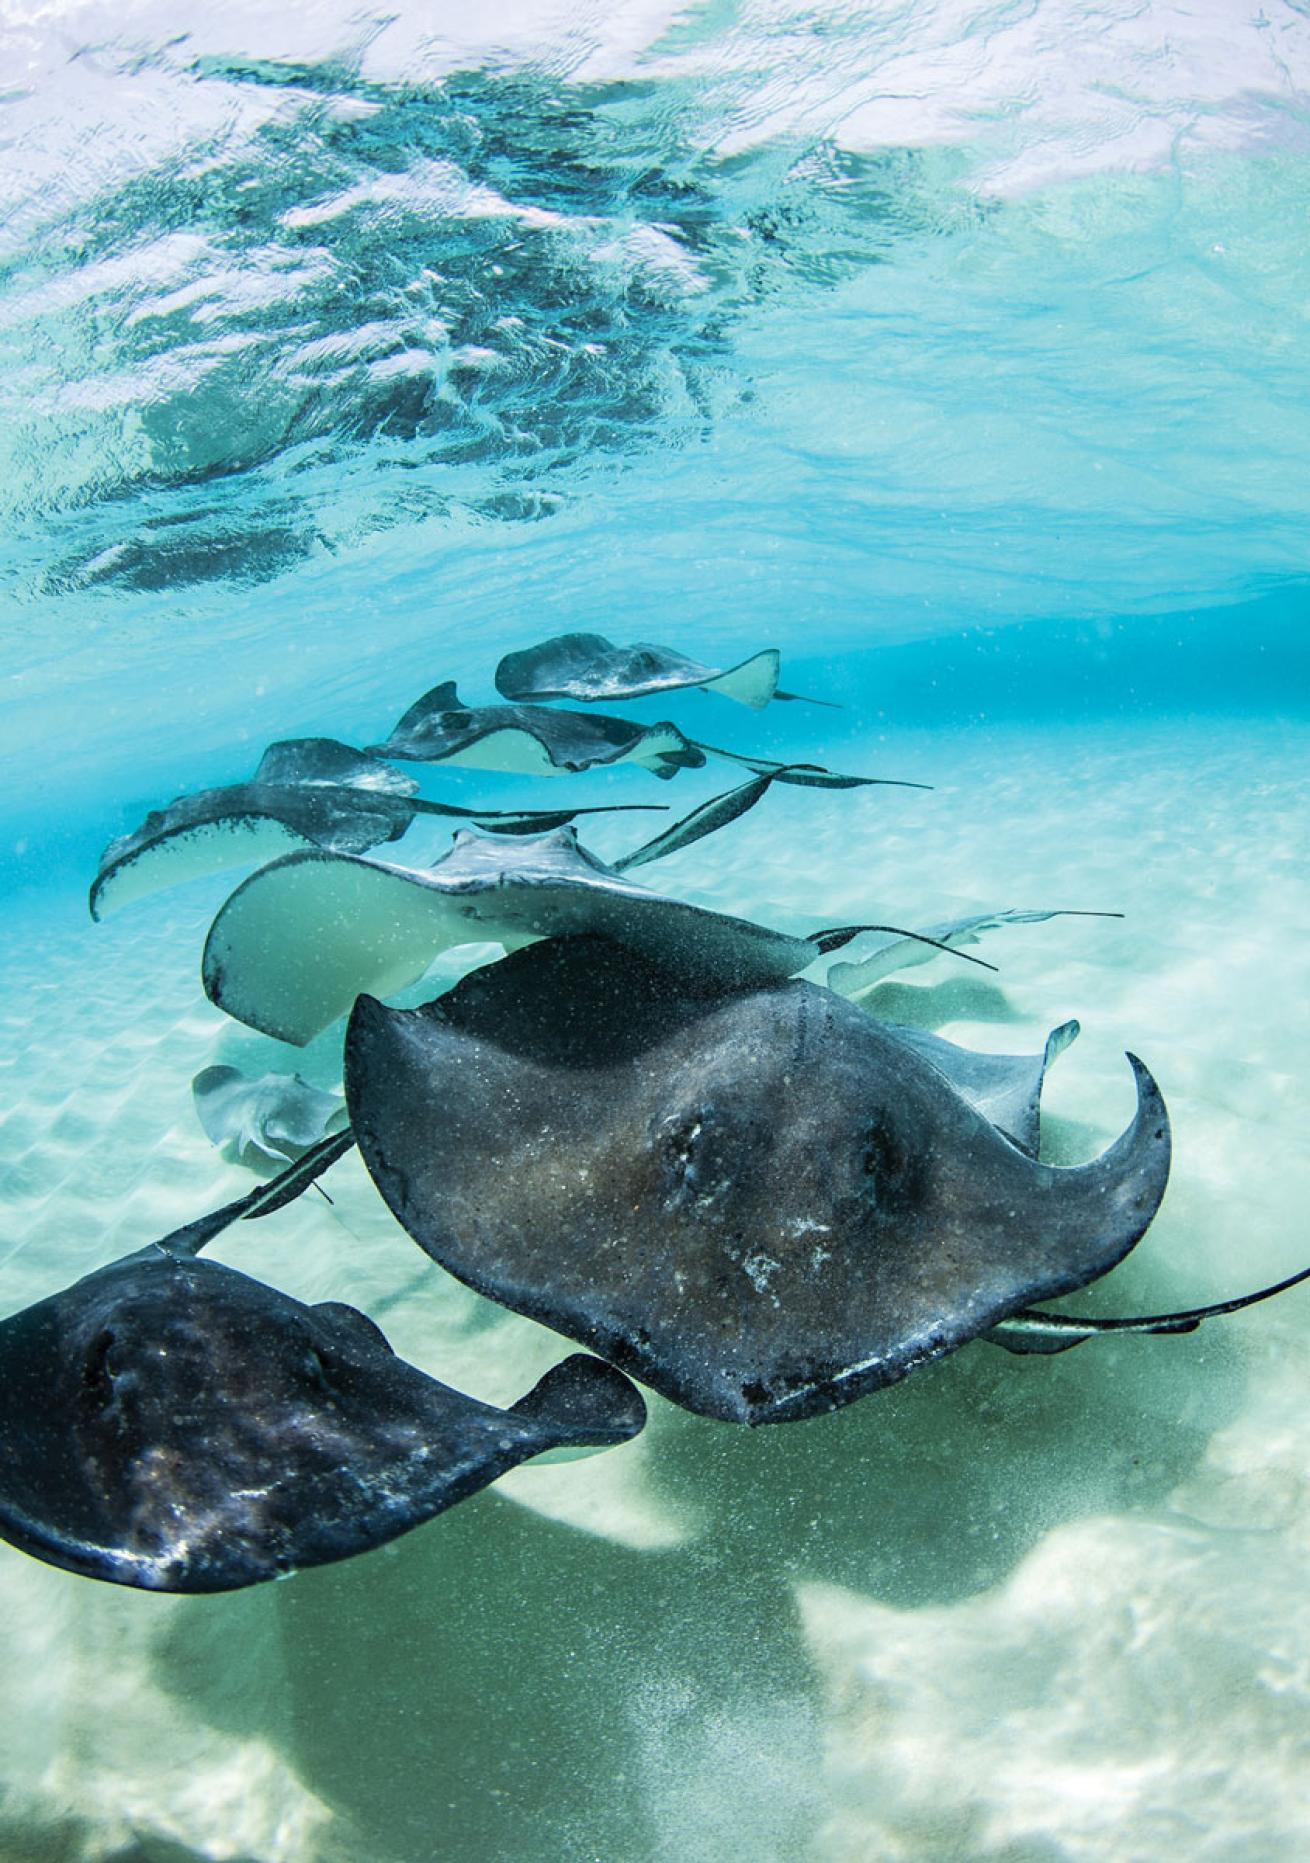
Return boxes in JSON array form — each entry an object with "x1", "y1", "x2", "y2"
[{"x1": 1, "y1": 715, "x2": 1306, "y2": 1862}]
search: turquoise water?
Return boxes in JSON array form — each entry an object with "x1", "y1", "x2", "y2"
[{"x1": 2, "y1": 5, "x2": 1310, "y2": 1859}]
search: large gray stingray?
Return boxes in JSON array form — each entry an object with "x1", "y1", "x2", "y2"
[
  {"x1": 342, "y1": 936, "x2": 1175, "y2": 1426},
  {"x1": 192, "y1": 1064, "x2": 349, "y2": 1169},
  {"x1": 0, "y1": 1133, "x2": 645, "y2": 1592},
  {"x1": 91, "y1": 735, "x2": 661, "y2": 920},
  {"x1": 494, "y1": 632, "x2": 833, "y2": 710},
  {"x1": 369, "y1": 681, "x2": 706, "y2": 779},
  {"x1": 202, "y1": 825, "x2": 988, "y2": 1046}
]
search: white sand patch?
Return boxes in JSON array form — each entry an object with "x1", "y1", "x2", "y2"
[
  {"x1": 799, "y1": 1435, "x2": 1310, "y2": 1861},
  {"x1": 0, "y1": 1556, "x2": 335, "y2": 1861}
]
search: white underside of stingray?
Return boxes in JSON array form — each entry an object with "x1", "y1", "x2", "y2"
[
  {"x1": 93, "y1": 817, "x2": 309, "y2": 919},
  {"x1": 424, "y1": 723, "x2": 691, "y2": 776},
  {"x1": 203, "y1": 828, "x2": 817, "y2": 1046},
  {"x1": 697, "y1": 650, "x2": 779, "y2": 708}
]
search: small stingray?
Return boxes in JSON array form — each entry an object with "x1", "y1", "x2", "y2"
[
  {"x1": 192, "y1": 1065, "x2": 349, "y2": 1170},
  {"x1": 203, "y1": 826, "x2": 985, "y2": 1046},
  {"x1": 341, "y1": 935, "x2": 1172, "y2": 1425},
  {"x1": 91, "y1": 735, "x2": 662, "y2": 920},
  {"x1": 826, "y1": 907, "x2": 1121, "y2": 998},
  {"x1": 368, "y1": 681, "x2": 705, "y2": 779},
  {"x1": 494, "y1": 632, "x2": 833, "y2": 710},
  {"x1": 0, "y1": 1132, "x2": 645, "y2": 1592}
]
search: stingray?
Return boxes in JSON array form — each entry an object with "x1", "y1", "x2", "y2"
[
  {"x1": 826, "y1": 907, "x2": 1122, "y2": 999},
  {"x1": 347, "y1": 935, "x2": 1310, "y2": 1420},
  {"x1": 91, "y1": 735, "x2": 662, "y2": 921},
  {"x1": 494, "y1": 632, "x2": 835, "y2": 711},
  {"x1": 368, "y1": 680, "x2": 706, "y2": 779},
  {"x1": 371, "y1": 680, "x2": 893, "y2": 790},
  {"x1": 0, "y1": 1131, "x2": 645, "y2": 1592},
  {"x1": 192, "y1": 1064, "x2": 349, "y2": 1170},
  {"x1": 340, "y1": 935, "x2": 1175, "y2": 1425},
  {"x1": 203, "y1": 824, "x2": 991, "y2": 1045}
]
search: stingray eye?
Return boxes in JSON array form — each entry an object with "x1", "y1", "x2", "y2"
[
  {"x1": 82, "y1": 1329, "x2": 117, "y2": 1405},
  {"x1": 303, "y1": 1345, "x2": 334, "y2": 1392}
]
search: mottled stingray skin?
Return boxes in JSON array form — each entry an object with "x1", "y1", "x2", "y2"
[
  {"x1": 0, "y1": 1191, "x2": 645, "y2": 1592},
  {"x1": 192, "y1": 1064, "x2": 348, "y2": 1168},
  {"x1": 202, "y1": 826, "x2": 824, "y2": 1045},
  {"x1": 344, "y1": 936, "x2": 1171, "y2": 1426},
  {"x1": 369, "y1": 680, "x2": 705, "y2": 778},
  {"x1": 495, "y1": 632, "x2": 789, "y2": 709}
]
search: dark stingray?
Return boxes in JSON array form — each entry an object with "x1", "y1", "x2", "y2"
[
  {"x1": 368, "y1": 681, "x2": 706, "y2": 780},
  {"x1": 192, "y1": 1064, "x2": 348, "y2": 1169},
  {"x1": 342, "y1": 935, "x2": 1173, "y2": 1425},
  {"x1": 494, "y1": 632, "x2": 834, "y2": 710},
  {"x1": 203, "y1": 825, "x2": 991, "y2": 1046},
  {"x1": 91, "y1": 735, "x2": 663, "y2": 920},
  {"x1": 0, "y1": 1132, "x2": 645, "y2": 1592}
]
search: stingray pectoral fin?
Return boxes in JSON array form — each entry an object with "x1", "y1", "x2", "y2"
[
  {"x1": 612, "y1": 769, "x2": 784, "y2": 873},
  {"x1": 511, "y1": 1354, "x2": 647, "y2": 1457},
  {"x1": 203, "y1": 851, "x2": 470, "y2": 1044},
  {"x1": 1044, "y1": 1019, "x2": 1081, "y2": 1068},
  {"x1": 1025, "y1": 1053, "x2": 1172, "y2": 1294},
  {"x1": 90, "y1": 815, "x2": 311, "y2": 920},
  {"x1": 702, "y1": 649, "x2": 781, "y2": 709},
  {"x1": 987, "y1": 1258, "x2": 1310, "y2": 1355}
]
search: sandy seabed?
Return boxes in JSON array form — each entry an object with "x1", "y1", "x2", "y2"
[{"x1": 1, "y1": 714, "x2": 1307, "y2": 1863}]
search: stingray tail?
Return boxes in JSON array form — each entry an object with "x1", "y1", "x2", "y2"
[
  {"x1": 986, "y1": 1260, "x2": 1310, "y2": 1356},
  {"x1": 612, "y1": 767, "x2": 801, "y2": 873},
  {"x1": 157, "y1": 1128, "x2": 357, "y2": 1259},
  {"x1": 511, "y1": 1354, "x2": 647, "y2": 1449},
  {"x1": 810, "y1": 923, "x2": 1000, "y2": 972},
  {"x1": 774, "y1": 689, "x2": 843, "y2": 709},
  {"x1": 689, "y1": 740, "x2": 927, "y2": 791}
]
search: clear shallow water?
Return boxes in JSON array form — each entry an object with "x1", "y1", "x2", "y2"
[{"x1": 2, "y1": 4, "x2": 1310, "y2": 1860}]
